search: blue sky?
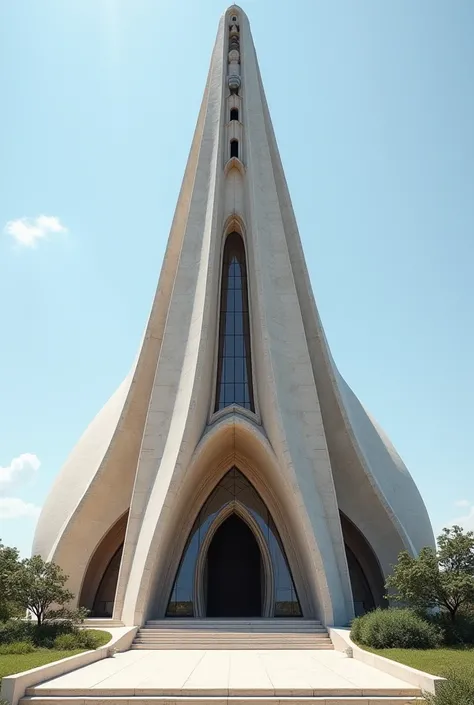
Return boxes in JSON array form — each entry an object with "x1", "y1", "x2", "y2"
[{"x1": 1, "y1": 0, "x2": 473, "y2": 557}]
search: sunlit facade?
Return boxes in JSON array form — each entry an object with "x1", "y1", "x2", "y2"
[{"x1": 33, "y1": 6, "x2": 435, "y2": 628}]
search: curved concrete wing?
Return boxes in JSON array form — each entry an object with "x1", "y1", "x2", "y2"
[
  {"x1": 33, "y1": 373, "x2": 133, "y2": 562},
  {"x1": 335, "y1": 370, "x2": 434, "y2": 556}
]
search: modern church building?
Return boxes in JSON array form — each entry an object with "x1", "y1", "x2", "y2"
[{"x1": 33, "y1": 6, "x2": 434, "y2": 629}]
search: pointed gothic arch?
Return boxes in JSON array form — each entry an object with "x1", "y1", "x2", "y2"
[
  {"x1": 165, "y1": 467, "x2": 301, "y2": 618},
  {"x1": 194, "y1": 499, "x2": 274, "y2": 617},
  {"x1": 339, "y1": 511, "x2": 386, "y2": 615},
  {"x1": 79, "y1": 511, "x2": 128, "y2": 616}
]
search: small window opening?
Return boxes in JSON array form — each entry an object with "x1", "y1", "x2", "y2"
[
  {"x1": 231, "y1": 16, "x2": 237, "y2": 21},
  {"x1": 230, "y1": 108, "x2": 239, "y2": 122},
  {"x1": 230, "y1": 140, "x2": 239, "y2": 159}
]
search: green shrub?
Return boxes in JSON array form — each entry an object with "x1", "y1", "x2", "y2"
[
  {"x1": 54, "y1": 633, "x2": 82, "y2": 650},
  {"x1": 0, "y1": 619, "x2": 32, "y2": 644},
  {"x1": 423, "y1": 671, "x2": 474, "y2": 704},
  {"x1": 351, "y1": 608, "x2": 442, "y2": 649},
  {"x1": 34, "y1": 621, "x2": 77, "y2": 646},
  {"x1": 54, "y1": 629, "x2": 111, "y2": 650},
  {"x1": 350, "y1": 614, "x2": 364, "y2": 643},
  {"x1": 429, "y1": 612, "x2": 474, "y2": 646},
  {"x1": 77, "y1": 630, "x2": 102, "y2": 649},
  {"x1": 0, "y1": 640, "x2": 35, "y2": 654},
  {"x1": 0, "y1": 619, "x2": 78, "y2": 647}
]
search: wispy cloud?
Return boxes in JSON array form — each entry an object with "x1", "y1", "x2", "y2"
[
  {"x1": 0, "y1": 453, "x2": 40, "y2": 493},
  {"x1": 0, "y1": 497, "x2": 41, "y2": 520},
  {"x1": 451, "y1": 500, "x2": 474, "y2": 532},
  {"x1": 4, "y1": 215, "x2": 67, "y2": 247}
]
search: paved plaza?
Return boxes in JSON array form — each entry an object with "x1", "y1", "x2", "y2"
[{"x1": 27, "y1": 649, "x2": 419, "y2": 699}]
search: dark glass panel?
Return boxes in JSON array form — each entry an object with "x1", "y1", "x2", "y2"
[
  {"x1": 223, "y1": 358, "x2": 234, "y2": 383},
  {"x1": 225, "y1": 313, "x2": 235, "y2": 335},
  {"x1": 92, "y1": 545, "x2": 123, "y2": 618},
  {"x1": 233, "y1": 314, "x2": 243, "y2": 335},
  {"x1": 234, "y1": 359, "x2": 244, "y2": 383},
  {"x1": 345, "y1": 544, "x2": 375, "y2": 617},
  {"x1": 165, "y1": 468, "x2": 302, "y2": 618},
  {"x1": 215, "y1": 233, "x2": 255, "y2": 412},
  {"x1": 234, "y1": 383, "x2": 244, "y2": 403},
  {"x1": 226, "y1": 288, "x2": 236, "y2": 312},
  {"x1": 224, "y1": 336, "x2": 234, "y2": 357},
  {"x1": 234, "y1": 335, "x2": 244, "y2": 357}
]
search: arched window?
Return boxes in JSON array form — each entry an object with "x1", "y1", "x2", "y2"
[
  {"x1": 230, "y1": 139, "x2": 239, "y2": 158},
  {"x1": 230, "y1": 108, "x2": 239, "y2": 121},
  {"x1": 215, "y1": 232, "x2": 254, "y2": 412}
]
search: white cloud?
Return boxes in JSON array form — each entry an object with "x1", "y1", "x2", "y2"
[
  {"x1": 4, "y1": 215, "x2": 67, "y2": 247},
  {"x1": 451, "y1": 501, "x2": 474, "y2": 532},
  {"x1": 0, "y1": 453, "x2": 40, "y2": 494},
  {"x1": 0, "y1": 497, "x2": 41, "y2": 520}
]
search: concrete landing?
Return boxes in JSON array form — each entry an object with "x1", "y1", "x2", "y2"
[{"x1": 22, "y1": 649, "x2": 423, "y2": 704}]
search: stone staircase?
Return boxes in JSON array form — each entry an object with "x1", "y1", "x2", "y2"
[
  {"x1": 19, "y1": 623, "x2": 424, "y2": 705},
  {"x1": 131, "y1": 618, "x2": 333, "y2": 649},
  {"x1": 18, "y1": 621, "x2": 425, "y2": 705}
]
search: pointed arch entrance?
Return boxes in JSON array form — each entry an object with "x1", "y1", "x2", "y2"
[
  {"x1": 207, "y1": 514, "x2": 262, "y2": 617},
  {"x1": 165, "y1": 468, "x2": 301, "y2": 618}
]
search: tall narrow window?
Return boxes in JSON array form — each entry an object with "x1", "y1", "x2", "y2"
[
  {"x1": 230, "y1": 139, "x2": 239, "y2": 158},
  {"x1": 215, "y1": 233, "x2": 254, "y2": 412},
  {"x1": 230, "y1": 108, "x2": 239, "y2": 121}
]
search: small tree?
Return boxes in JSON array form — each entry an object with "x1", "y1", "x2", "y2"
[
  {"x1": 0, "y1": 539, "x2": 22, "y2": 621},
  {"x1": 386, "y1": 525, "x2": 474, "y2": 622},
  {"x1": 8, "y1": 554, "x2": 74, "y2": 626}
]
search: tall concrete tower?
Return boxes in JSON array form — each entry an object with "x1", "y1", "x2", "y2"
[{"x1": 33, "y1": 6, "x2": 434, "y2": 628}]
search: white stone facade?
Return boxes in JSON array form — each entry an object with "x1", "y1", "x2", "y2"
[{"x1": 33, "y1": 5, "x2": 435, "y2": 628}]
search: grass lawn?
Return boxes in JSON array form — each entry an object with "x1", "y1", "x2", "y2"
[
  {"x1": 0, "y1": 630, "x2": 111, "y2": 685},
  {"x1": 364, "y1": 646, "x2": 474, "y2": 684},
  {"x1": 0, "y1": 649, "x2": 83, "y2": 682}
]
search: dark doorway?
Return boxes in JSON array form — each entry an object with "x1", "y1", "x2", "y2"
[{"x1": 206, "y1": 514, "x2": 262, "y2": 617}]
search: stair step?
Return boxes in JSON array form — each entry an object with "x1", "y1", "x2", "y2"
[
  {"x1": 145, "y1": 620, "x2": 322, "y2": 626},
  {"x1": 131, "y1": 644, "x2": 335, "y2": 650},
  {"x1": 132, "y1": 619, "x2": 332, "y2": 650},
  {"x1": 136, "y1": 632, "x2": 329, "y2": 637},
  {"x1": 140, "y1": 627, "x2": 327, "y2": 632},
  {"x1": 21, "y1": 696, "x2": 422, "y2": 704},
  {"x1": 135, "y1": 634, "x2": 330, "y2": 644},
  {"x1": 83, "y1": 619, "x2": 123, "y2": 628}
]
